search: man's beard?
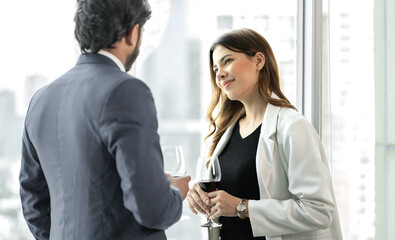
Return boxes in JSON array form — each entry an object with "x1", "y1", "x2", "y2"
[
  {"x1": 124, "y1": 30, "x2": 142, "y2": 72},
  {"x1": 124, "y1": 47, "x2": 139, "y2": 72}
]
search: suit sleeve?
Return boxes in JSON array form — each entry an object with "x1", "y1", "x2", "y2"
[
  {"x1": 19, "y1": 127, "x2": 51, "y2": 240},
  {"x1": 249, "y1": 116, "x2": 335, "y2": 237},
  {"x1": 99, "y1": 79, "x2": 183, "y2": 230}
]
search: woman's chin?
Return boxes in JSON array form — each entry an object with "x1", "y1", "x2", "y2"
[{"x1": 226, "y1": 94, "x2": 236, "y2": 101}]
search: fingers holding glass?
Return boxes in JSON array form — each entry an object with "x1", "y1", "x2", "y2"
[
  {"x1": 195, "y1": 156, "x2": 222, "y2": 227},
  {"x1": 187, "y1": 182, "x2": 211, "y2": 214}
]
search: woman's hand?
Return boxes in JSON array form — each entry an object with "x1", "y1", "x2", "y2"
[
  {"x1": 187, "y1": 182, "x2": 211, "y2": 215},
  {"x1": 206, "y1": 190, "x2": 241, "y2": 219}
]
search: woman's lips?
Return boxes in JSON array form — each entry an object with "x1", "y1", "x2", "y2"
[{"x1": 222, "y1": 79, "x2": 235, "y2": 89}]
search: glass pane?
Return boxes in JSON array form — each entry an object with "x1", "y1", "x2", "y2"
[
  {"x1": 136, "y1": 0, "x2": 298, "y2": 239},
  {"x1": 325, "y1": 0, "x2": 375, "y2": 239}
]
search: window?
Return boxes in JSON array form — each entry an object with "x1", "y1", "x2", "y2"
[
  {"x1": 0, "y1": 0, "x2": 304, "y2": 239},
  {"x1": 324, "y1": 0, "x2": 375, "y2": 239},
  {"x1": 0, "y1": 1, "x2": 77, "y2": 239}
]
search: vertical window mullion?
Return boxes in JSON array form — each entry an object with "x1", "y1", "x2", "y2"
[{"x1": 298, "y1": 0, "x2": 323, "y2": 136}]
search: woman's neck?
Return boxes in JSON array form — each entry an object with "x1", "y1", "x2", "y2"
[{"x1": 239, "y1": 94, "x2": 268, "y2": 129}]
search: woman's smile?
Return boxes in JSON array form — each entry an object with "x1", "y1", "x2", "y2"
[{"x1": 221, "y1": 79, "x2": 235, "y2": 89}]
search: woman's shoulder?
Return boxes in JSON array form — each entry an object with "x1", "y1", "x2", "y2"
[
  {"x1": 277, "y1": 106, "x2": 303, "y2": 122},
  {"x1": 276, "y1": 106, "x2": 316, "y2": 134}
]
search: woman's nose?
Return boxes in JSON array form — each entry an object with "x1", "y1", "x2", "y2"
[{"x1": 216, "y1": 70, "x2": 227, "y2": 80}]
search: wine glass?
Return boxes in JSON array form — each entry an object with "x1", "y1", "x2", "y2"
[
  {"x1": 196, "y1": 156, "x2": 222, "y2": 227},
  {"x1": 161, "y1": 145, "x2": 187, "y2": 177}
]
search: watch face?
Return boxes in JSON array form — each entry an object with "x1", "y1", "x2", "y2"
[{"x1": 237, "y1": 203, "x2": 246, "y2": 212}]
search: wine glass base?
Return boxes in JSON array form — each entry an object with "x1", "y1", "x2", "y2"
[{"x1": 201, "y1": 222, "x2": 222, "y2": 228}]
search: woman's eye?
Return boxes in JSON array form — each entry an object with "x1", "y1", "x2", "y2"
[{"x1": 224, "y1": 58, "x2": 232, "y2": 64}]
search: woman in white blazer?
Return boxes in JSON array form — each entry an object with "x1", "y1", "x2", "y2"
[{"x1": 187, "y1": 28, "x2": 342, "y2": 240}]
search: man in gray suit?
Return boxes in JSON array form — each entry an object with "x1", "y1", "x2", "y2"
[{"x1": 19, "y1": 0, "x2": 191, "y2": 239}]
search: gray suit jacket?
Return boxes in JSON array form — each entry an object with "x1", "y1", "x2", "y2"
[{"x1": 20, "y1": 53, "x2": 183, "y2": 240}]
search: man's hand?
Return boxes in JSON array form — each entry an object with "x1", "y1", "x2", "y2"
[{"x1": 166, "y1": 174, "x2": 191, "y2": 200}]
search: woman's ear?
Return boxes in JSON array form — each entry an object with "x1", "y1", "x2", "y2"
[{"x1": 255, "y1": 52, "x2": 265, "y2": 71}]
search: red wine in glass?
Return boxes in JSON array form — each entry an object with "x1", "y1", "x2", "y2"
[
  {"x1": 196, "y1": 156, "x2": 222, "y2": 228},
  {"x1": 198, "y1": 180, "x2": 220, "y2": 192}
]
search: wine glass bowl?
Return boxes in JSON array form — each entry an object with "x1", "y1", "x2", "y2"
[
  {"x1": 196, "y1": 156, "x2": 221, "y2": 192},
  {"x1": 161, "y1": 145, "x2": 186, "y2": 177},
  {"x1": 196, "y1": 156, "x2": 222, "y2": 227}
]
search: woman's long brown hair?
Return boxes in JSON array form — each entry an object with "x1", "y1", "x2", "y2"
[{"x1": 206, "y1": 28, "x2": 296, "y2": 157}]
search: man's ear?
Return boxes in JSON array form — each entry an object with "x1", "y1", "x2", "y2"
[
  {"x1": 125, "y1": 24, "x2": 140, "y2": 47},
  {"x1": 255, "y1": 52, "x2": 265, "y2": 71}
]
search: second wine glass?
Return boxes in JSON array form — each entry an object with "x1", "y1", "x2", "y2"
[
  {"x1": 161, "y1": 145, "x2": 186, "y2": 177},
  {"x1": 196, "y1": 156, "x2": 222, "y2": 227}
]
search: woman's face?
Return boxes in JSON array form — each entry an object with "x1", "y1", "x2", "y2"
[{"x1": 212, "y1": 45, "x2": 262, "y2": 102}]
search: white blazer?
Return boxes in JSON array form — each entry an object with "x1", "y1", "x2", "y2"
[{"x1": 212, "y1": 99, "x2": 343, "y2": 240}]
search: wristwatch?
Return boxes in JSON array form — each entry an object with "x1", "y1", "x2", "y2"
[{"x1": 236, "y1": 198, "x2": 248, "y2": 219}]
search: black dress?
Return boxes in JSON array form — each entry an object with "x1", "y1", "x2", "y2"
[{"x1": 218, "y1": 120, "x2": 266, "y2": 240}]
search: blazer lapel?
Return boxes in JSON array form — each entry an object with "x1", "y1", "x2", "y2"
[
  {"x1": 256, "y1": 97, "x2": 281, "y2": 198},
  {"x1": 212, "y1": 120, "x2": 238, "y2": 158}
]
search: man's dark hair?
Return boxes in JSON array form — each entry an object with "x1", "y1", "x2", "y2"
[{"x1": 74, "y1": 0, "x2": 151, "y2": 53}]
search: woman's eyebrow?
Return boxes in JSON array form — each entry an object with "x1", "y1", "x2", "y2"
[{"x1": 220, "y1": 54, "x2": 232, "y2": 63}]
